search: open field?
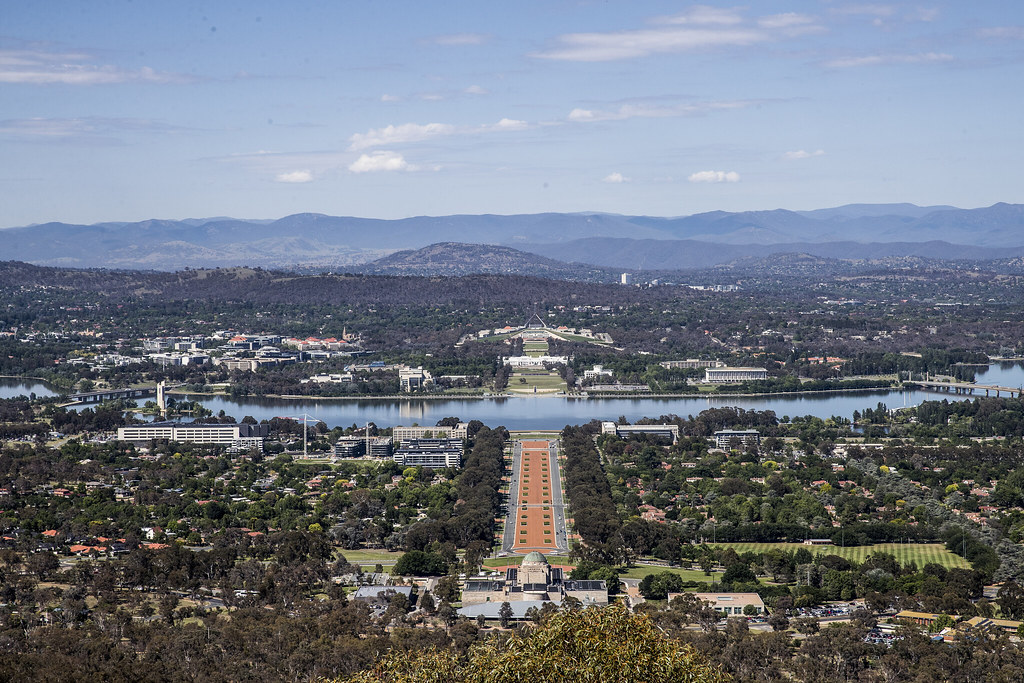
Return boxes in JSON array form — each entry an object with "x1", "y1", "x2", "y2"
[
  {"x1": 508, "y1": 371, "x2": 566, "y2": 394},
  {"x1": 548, "y1": 331, "x2": 612, "y2": 345},
  {"x1": 713, "y1": 543, "x2": 969, "y2": 569},
  {"x1": 618, "y1": 564, "x2": 725, "y2": 582},
  {"x1": 337, "y1": 549, "x2": 404, "y2": 566}
]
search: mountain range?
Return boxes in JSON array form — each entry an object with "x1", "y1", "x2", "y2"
[{"x1": 3, "y1": 202, "x2": 1023, "y2": 273}]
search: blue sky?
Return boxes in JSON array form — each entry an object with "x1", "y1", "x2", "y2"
[{"x1": 2, "y1": 1, "x2": 1023, "y2": 226}]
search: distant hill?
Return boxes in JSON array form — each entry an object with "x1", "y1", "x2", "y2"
[
  {"x1": 2, "y1": 203, "x2": 1023, "y2": 271},
  {"x1": 354, "y1": 242, "x2": 614, "y2": 280},
  {"x1": 516, "y1": 238, "x2": 1024, "y2": 271}
]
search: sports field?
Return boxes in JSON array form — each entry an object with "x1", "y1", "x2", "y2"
[{"x1": 714, "y1": 542, "x2": 968, "y2": 569}]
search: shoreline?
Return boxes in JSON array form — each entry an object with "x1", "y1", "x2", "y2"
[{"x1": 167, "y1": 385, "x2": 907, "y2": 402}]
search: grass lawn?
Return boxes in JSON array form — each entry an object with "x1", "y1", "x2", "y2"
[
  {"x1": 713, "y1": 542, "x2": 968, "y2": 570},
  {"x1": 294, "y1": 457, "x2": 334, "y2": 465},
  {"x1": 511, "y1": 431, "x2": 561, "y2": 440},
  {"x1": 548, "y1": 331, "x2": 612, "y2": 346},
  {"x1": 617, "y1": 564, "x2": 724, "y2": 582},
  {"x1": 483, "y1": 555, "x2": 571, "y2": 567},
  {"x1": 508, "y1": 371, "x2": 566, "y2": 394},
  {"x1": 524, "y1": 341, "x2": 549, "y2": 358},
  {"x1": 338, "y1": 549, "x2": 404, "y2": 566}
]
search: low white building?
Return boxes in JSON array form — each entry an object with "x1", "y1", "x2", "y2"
[
  {"x1": 668, "y1": 592, "x2": 766, "y2": 616},
  {"x1": 399, "y1": 365, "x2": 433, "y2": 391},
  {"x1": 503, "y1": 355, "x2": 568, "y2": 367},
  {"x1": 305, "y1": 373, "x2": 353, "y2": 384},
  {"x1": 583, "y1": 364, "x2": 614, "y2": 380},
  {"x1": 704, "y1": 367, "x2": 768, "y2": 383},
  {"x1": 117, "y1": 421, "x2": 268, "y2": 451}
]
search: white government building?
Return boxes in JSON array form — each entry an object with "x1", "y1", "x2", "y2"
[
  {"x1": 704, "y1": 367, "x2": 768, "y2": 383},
  {"x1": 117, "y1": 421, "x2": 268, "y2": 451}
]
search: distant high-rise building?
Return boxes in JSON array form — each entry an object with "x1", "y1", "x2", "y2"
[{"x1": 620, "y1": 273, "x2": 632, "y2": 285}]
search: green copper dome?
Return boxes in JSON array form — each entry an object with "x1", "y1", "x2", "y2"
[{"x1": 522, "y1": 551, "x2": 547, "y2": 564}]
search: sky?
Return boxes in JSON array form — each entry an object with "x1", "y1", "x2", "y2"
[{"x1": 2, "y1": 1, "x2": 1023, "y2": 226}]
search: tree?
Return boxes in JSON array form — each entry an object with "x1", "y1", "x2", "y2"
[
  {"x1": 721, "y1": 563, "x2": 757, "y2": 585},
  {"x1": 392, "y1": 550, "x2": 448, "y2": 576},
  {"x1": 340, "y1": 603, "x2": 728, "y2": 682},
  {"x1": 768, "y1": 611, "x2": 790, "y2": 632},
  {"x1": 998, "y1": 579, "x2": 1024, "y2": 620},
  {"x1": 498, "y1": 601, "x2": 514, "y2": 629}
]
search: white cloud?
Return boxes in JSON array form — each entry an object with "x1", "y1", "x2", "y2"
[
  {"x1": 433, "y1": 33, "x2": 488, "y2": 46},
  {"x1": 783, "y1": 149, "x2": 825, "y2": 160},
  {"x1": 0, "y1": 49, "x2": 193, "y2": 85},
  {"x1": 603, "y1": 172, "x2": 629, "y2": 183},
  {"x1": 348, "y1": 151, "x2": 410, "y2": 173},
  {"x1": 534, "y1": 8, "x2": 822, "y2": 62},
  {"x1": 349, "y1": 122, "x2": 456, "y2": 151},
  {"x1": 833, "y1": 4, "x2": 896, "y2": 18},
  {"x1": 349, "y1": 118, "x2": 530, "y2": 151},
  {"x1": 977, "y1": 26, "x2": 1024, "y2": 40},
  {"x1": 911, "y1": 7, "x2": 940, "y2": 22},
  {"x1": 535, "y1": 26, "x2": 768, "y2": 62},
  {"x1": 688, "y1": 170, "x2": 740, "y2": 183},
  {"x1": 758, "y1": 13, "x2": 816, "y2": 29},
  {"x1": 380, "y1": 94, "x2": 401, "y2": 102},
  {"x1": 824, "y1": 52, "x2": 953, "y2": 68},
  {"x1": 567, "y1": 99, "x2": 753, "y2": 123},
  {"x1": 275, "y1": 170, "x2": 314, "y2": 183},
  {"x1": 488, "y1": 118, "x2": 528, "y2": 131},
  {"x1": 0, "y1": 116, "x2": 185, "y2": 143},
  {"x1": 464, "y1": 84, "x2": 489, "y2": 95},
  {"x1": 656, "y1": 6, "x2": 744, "y2": 26}
]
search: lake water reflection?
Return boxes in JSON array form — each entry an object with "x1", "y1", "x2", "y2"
[{"x1": 7, "y1": 362, "x2": 1023, "y2": 430}]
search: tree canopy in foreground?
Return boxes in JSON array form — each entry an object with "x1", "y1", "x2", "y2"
[{"x1": 339, "y1": 603, "x2": 728, "y2": 683}]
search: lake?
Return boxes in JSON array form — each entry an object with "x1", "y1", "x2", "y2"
[{"x1": 7, "y1": 362, "x2": 1023, "y2": 430}]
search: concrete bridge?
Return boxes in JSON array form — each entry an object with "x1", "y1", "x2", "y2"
[
  {"x1": 66, "y1": 386, "x2": 158, "y2": 404},
  {"x1": 912, "y1": 380, "x2": 1023, "y2": 398}
]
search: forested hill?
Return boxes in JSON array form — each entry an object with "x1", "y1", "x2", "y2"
[
  {"x1": 353, "y1": 242, "x2": 614, "y2": 281},
  {"x1": 4, "y1": 203, "x2": 1024, "y2": 271},
  {"x1": 0, "y1": 261, "x2": 681, "y2": 307}
]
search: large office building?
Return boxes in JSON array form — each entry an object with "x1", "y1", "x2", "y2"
[
  {"x1": 333, "y1": 437, "x2": 367, "y2": 458},
  {"x1": 393, "y1": 438, "x2": 463, "y2": 469},
  {"x1": 601, "y1": 421, "x2": 680, "y2": 444},
  {"x1": 712, "y1": 429, "x2": 761, "y2": 450},
  {"x1": 704, "y1": 367, "x2": 768, "y2": 383},
  {"x1": 367, "y1": 437, "x2": 394, "y2": 459},
  {"x1": 392, "y1": 423, "x2": 468, "y2": 445},
  {"x1": 117, "y1": 422, "x2": 268, "y2": 451},
  {"x1": 398, "y1": 365, "x2": 433, "y2": 392}
]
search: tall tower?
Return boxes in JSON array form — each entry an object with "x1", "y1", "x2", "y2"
[{"x1": 156, "y1": 381, "x2": 166, "y2": 416}]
